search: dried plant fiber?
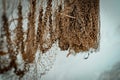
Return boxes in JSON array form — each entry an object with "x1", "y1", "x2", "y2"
[{"x1": 0, "y1": 0, "x2": 100, "y2": 79}]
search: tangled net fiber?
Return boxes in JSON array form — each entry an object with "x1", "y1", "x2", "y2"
[{"x1": 0, "y1": 0, "x2": 100, "y2": 79}]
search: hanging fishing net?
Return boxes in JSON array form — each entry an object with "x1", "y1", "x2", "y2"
[{"x1": 0, "y1": 0, "x2": 100, "y2": 79}]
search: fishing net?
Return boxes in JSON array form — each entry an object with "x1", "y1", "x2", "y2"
[{"x1": 0, "y1": 0, "x2": 100, "y2": 79}]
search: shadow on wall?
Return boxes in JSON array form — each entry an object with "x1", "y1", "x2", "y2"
[
  {"x1": 117, "y1": 25, "x2": 120, "y2": 34},
  {"x1": 98, "y1": 62, "x2": 120, "y2": 80}
]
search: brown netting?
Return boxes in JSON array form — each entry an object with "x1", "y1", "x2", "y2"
[
  {"x1": 0, "y1": 0, "x2": 100, "y2": 79},
  {"x1": 57, "y1": 0, "x2": 100, "y2": 54}
]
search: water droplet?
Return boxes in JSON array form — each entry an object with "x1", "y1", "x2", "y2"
[{"x1": 84, "y1": 53, "x2": 90, "y2": 59}]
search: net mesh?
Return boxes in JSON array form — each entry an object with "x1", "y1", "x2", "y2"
[{"x1": 0, "y1": 0, "x2": 100, "y2": 79}]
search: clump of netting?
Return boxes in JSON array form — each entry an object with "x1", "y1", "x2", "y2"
[{"x1": 0, "y1": 0, "x2": 100, "y2": 79}]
